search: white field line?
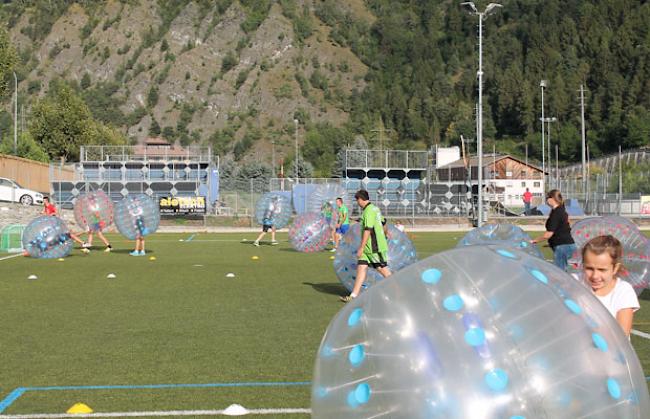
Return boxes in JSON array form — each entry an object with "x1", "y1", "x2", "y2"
[
  {"x1": 0, "y1": 408, "x2": 311, "y2": 418},
  {"x1": 631, "y1": 329, "x2": 650, "y2": 340},
  {"x1": 0, "y1": 253, "x2": 23, "y2": 261}
]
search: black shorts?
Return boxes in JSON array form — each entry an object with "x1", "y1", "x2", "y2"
[
  {"x1": 262, "y1": 224, "x2": 273, "y2": 232},
  {"x1": 358, "y1": 252, "x2": 388, "y2": 269}
]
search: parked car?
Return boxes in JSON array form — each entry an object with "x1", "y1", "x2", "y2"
[{"x1": 0, "y1": 177, "x2": 44, "y2": 206}]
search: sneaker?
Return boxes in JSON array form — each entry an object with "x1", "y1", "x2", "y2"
[
  {"x1": 271, "y1": 240, "x2": 279, "y2": 245},
  {"x1": 104, "y1": 245, "x2": 112, "y2": 253},
  {"x1": 82, "y1": 242, "x2": 91, "y2": 248},
  {"x1": 81, "y1": 248, "x2": 90, "y2": 254},
  {"x1": 330, "y1": 248, "x2": 337, "y2": 252},
  {"x1": 339, "y1": 295, "x2": 355, "y2": 303},
  {"x1": 253, "y1": 241, "x2": 260, "y2": 247},
  {"x1": 129, "y1": 250, "x2": 139, "y2": 256},
  {"x1": 139, "y1": 250, "x2": 146, "y2": 256}
]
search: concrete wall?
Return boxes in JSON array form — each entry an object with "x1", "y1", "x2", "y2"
[{"x1": 0, "y1": 154, "x2": 74, "y2": 194}]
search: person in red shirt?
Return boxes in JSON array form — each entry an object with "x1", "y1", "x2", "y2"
[
  {"x1": 523, "y1": 188, "x2": 533, "y2": 216},
  {"x1": 43, "y1": 196, "x2": 57, "y2": 216},
  {"x1": 42, "y1": 196, "x2": 89, "y2": 252}
]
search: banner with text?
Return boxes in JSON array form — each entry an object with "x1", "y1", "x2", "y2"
[{"x1": 159, "y1": 196, "x2": 206, "y2": 215}]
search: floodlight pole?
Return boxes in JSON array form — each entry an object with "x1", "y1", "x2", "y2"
[
  {"x1": 540, "y1": 80, "x2": 546, "y2": 190},
  {"x1": 293, "y1": 119, "x2": 299, "y2": 178},
  {"x1": 462, "y1": 2, "x2": 501, "y2": 227},
  {"x1": 13, "y1": 72, "x2": 17, "y2": 154}
]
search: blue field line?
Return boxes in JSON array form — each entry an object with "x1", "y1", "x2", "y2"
[
  {"x1": 185, "y1": 234, "x2": 196, "y2": 242},
  {"x1": 0, "y1": 388, "x2": 26, "y2": 414},
  {"x1": 0, "y1": 381, "x2": 310, "y2": 413}
]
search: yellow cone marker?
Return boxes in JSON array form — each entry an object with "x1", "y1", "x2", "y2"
[
  {"x1": 67, "y1": 403, "x2": 93, "y2": 414},
  {"x1": 58, "y1": 258, "x2": 65, "y2": 262},
  {"x1": 251, "y1": 256, "x2": 259, "y2": 260},
  {"x1": 329, "y1": 256, "x2": 335, "y2": 260},
  {"x1": 149, "y1": 256, "x2": 156, "y2": 261}
]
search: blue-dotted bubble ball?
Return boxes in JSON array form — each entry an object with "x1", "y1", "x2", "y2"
[
  {"x1": 22, "y1": 215, "x2": 73, "y2": 259},
  {"x1": 73, "y1": 190, "x2": 114, "y2": 232},
  {"x1": 255, "y1": 192, "x2": 292, "y2": 229},
  {"x1": 289, "y1": 212, "x2": 331, "y2": 253},
  {"x1": 334, "y1": 223, "x2": 417, "y2": 292},
  {"x1": 570, "y1": 216, "x2": 650, "y2": 294},
  {"x1": 308, "y1": 184, "x2": 351, "y2": 227},
  {"x1": 114, "y1": 194, "x2": 160, "y2": 240},
  {"x1": 313, "y1": 246, "x2": 649, "y2": 418},
  {"x1": 457, "y1": 223, "x2": 543, "y2": 259}
]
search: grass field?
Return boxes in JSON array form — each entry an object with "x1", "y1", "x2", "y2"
[{"x1": 1, "y1": 232, "x2": 649, "y2": 417}]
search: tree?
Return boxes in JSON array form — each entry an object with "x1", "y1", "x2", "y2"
[
  {"x1": 0, "y1": 27, "x2": 16, "y2": 99},
  {"x1": 149, "y1": 116, "x2": 161, "y2": 136},
  {"x1": 0, "y1": 132, "x2": 49, "y2": 163},
  {"x1": 80, "y1": 72, "x2": 91, "y2": 89},
  {"x1": 29, "y1": 81, "x2": 125, "y2": 160},
  {"x1": 147, "y1": 86, "x2": 159, "y2": 108},
  {"x1": 287, "y1": 157, "x2": 314, "y2": 178}
]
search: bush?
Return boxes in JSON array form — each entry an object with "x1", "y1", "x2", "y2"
[{"x1": 221, "y1": 51, "x2": 238, "y2": 74}]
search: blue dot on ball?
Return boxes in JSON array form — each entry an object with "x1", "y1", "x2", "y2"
[
  {"x1": 354, "y1": 383, "x2": 371, "y2": 404},
  {"x1": 464, "y1": 327, "x2": 486, "y2": 346},
  {"x1": 607, "y1": 378, "x2": 621, "y2": 400},
  {"x1": 529, "y1": 269, "x2": 548, "y2": 285},
  {"x1": 496, "y1": 249, "x2": 517, "y2": 259},
  {"x1": 348, "y1": 308, "x2": 363, "y2": 327},
  {"x1": 421, "y1": 268, "x2": 442, "y2": 284},
  {"x1": 592, "y1": 333, "x2": 608, "y2": 352},
  {"x1": 485, "y1": 368, "x2": 509, "y2": 392},
  {"x1": 564, "y1": 299, "x2": 582, "y2": 315},
  {"x1": 348, "y1": 344, "x2": 365, "y2": 367},
  {"x1": 315, "y1": 387, "x2": 328, "y2": 398},
  {"x1": 347, "y1": 390, "x2": 359, "y2": 408},
  {"x1": 443, "y1": 294, "x2": 464, "y2": 312}
]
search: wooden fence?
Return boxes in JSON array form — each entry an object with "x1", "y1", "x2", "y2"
[{"x1": 0, "y1": 154, "x2": 74, "y2": 194}]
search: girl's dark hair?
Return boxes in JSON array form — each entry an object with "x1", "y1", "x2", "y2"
[
  {"x1": 546, "y1": 189, "x2": 564, "y2": 206},
  {"x1": 581, "y1": 235, "x2": 623, "y2": 266}
]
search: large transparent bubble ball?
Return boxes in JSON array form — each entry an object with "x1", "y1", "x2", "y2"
[
  {"x1": 458, "y1": 223, "x2": 543, "y2": 259},
  {"x1": 22, "y1": 216, "x2": 73, "y2": 259},
  {"x1": 73, "y1": 190, "x2": 114, "y2": 232},
  {"x1": 308, "y1": 184, "x2": 351, "y2": 227},
  {"x1": 570, "y1": 216, "x2": 650, "y2": 294},
  {"x1": 334, "y1": 223, "x2": 417, "y2": 292},
  {"x1": 312, "y1": 246, "x2": 649, "y2": 419},
  {"x1": 255, "y1": 192, "x2": 292, "y2": 229},
  {"x1": 289, "y1": 212, "x2": 331, "y2": 253},
  {"x1": 114, "y1": 194, "x2": 160, "y2": 240}
]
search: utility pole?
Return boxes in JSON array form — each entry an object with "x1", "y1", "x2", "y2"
[
  {"x1": 293, "y1": 119, "x2": 299, "y2": 178},
  {"x1": 580, "y1": 84, "x2": 587, "y2": 195},
  {"x1": 540, "y1": 80, "x2": 547, "y2": 190},
  {"x1": 13, "y1": 72, "x2": 17, "y2": 154}
]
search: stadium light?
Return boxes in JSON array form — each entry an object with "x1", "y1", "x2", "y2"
[{"x1": 461, "y1": 2, "x2": 502, "y2": 227}]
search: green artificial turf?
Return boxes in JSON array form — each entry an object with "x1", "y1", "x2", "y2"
[{"x1": 0, "y1": 232, "x2": 648, "y2": 416}]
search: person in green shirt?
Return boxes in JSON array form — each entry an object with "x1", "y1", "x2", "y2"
[
  {"x1": 340, "y1": 190, "x2": 391, "y2": 302},
  {"x1": 332, "y1": 197, "x2": 350, "y2": 252}
]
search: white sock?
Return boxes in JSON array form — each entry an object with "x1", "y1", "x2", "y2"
[{"x1": 350, "y1": 293, "x2": 357, "y2": 298}]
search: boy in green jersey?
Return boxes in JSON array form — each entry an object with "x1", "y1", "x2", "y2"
[
  {"x1": 332, "y1": 197, "x2": 350, "y2": 251},
  {"x1": 340, "y1": 190, "x2": 391, "y2": 302}
]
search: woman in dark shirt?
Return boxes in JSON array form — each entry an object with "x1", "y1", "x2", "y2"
[{"x1": 532, "y1": 189, "x2": 576, "y2": 270}]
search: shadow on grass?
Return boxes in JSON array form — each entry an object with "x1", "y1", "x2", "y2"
[
  {"x1": 303, "y1": 282, "x2": 347, "y2": 296},
  {"x1": 109, "y1": 249, "x2": 156, "y2": 255}
]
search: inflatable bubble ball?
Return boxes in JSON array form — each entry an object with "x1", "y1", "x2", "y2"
[
  {"x1": 255, "y1": 192, "x2": 292, "y2": 229},
  {"x1": 570, "y1": 216, "x2": 650, "y2": 294},
  {"x1": 22, "y1": 216, "x2": 73, "y2": 259},
  {"x1": 289, "y1": 212, "x2": 331, "y2": 253},
  {"x1": 334, "y1": 223, "x2": 417, "y2": 292},
  {"x1": 457, "y1": 223, "x2": 543, "y2": 259},
  {"x1": 312, "y1": 246, "x2": 649, "y2": 418},
  {"x1": 73, "y1": 190, "x2": 114, "y2": 232},
  {"x1": 308, "y1": 184, "x2": 351, "y2": 226},
  {"x1": 114, "y1": 194, "x2": 160, "y2": 240}
]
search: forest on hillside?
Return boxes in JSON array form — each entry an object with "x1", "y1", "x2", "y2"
[{"x1": 0, "y1": 0, "x2": 648, "y2": 178}]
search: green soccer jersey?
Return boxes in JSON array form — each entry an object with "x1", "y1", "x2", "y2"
[
  {"x1": 360, "y1": 203, "x2": 388, "y2": 255},
  {"x1": 339, "y1": 204, "x2": 349, "y2": 225}
]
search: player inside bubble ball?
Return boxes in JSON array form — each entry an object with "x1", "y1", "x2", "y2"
[
  {"x1": 340, "y1": 190, "x2": 391, "y2": 302},
  {"x1": 253, "y1": 196, "x2": 280, "y2": 246},
  {"x1": 128, "y1": 202, "x2": 148, "y2": 256},
  {"x1": 579, "y1": 235, "x2": 640, "y2": 337},
  {"x1": 41, "y1": 196, "x2": 89, "y2": 253}
]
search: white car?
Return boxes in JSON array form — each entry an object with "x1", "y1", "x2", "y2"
[{"x1": 0, "y1": 177, "x2": 44, "y2": 206}]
